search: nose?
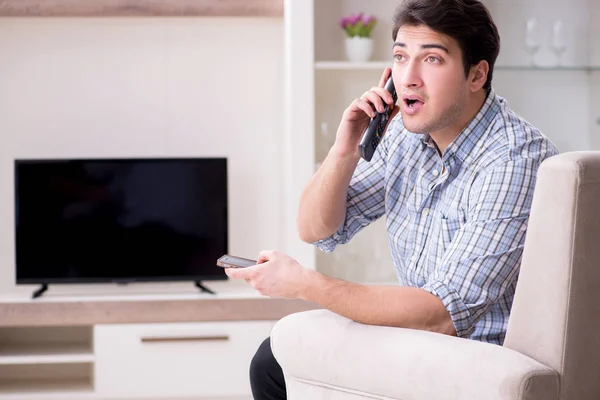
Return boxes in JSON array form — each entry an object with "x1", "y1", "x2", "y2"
[{"x1": 400, "y1": 60, "x2": 423, "y2": 89}]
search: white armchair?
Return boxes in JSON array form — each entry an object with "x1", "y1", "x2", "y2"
[{"x1": 271, "y1": 151, "x2": 600, "y2": 400}]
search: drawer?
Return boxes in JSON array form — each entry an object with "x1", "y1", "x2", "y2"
[{"x1": 94, "y1": 321, "x2": 275, "y2": 398}]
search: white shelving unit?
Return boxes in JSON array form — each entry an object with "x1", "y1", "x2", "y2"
[
  {"x1": 484, "y1": 0, "x2": 600, "y2": 152},
  {"x1": 0, "y1": 326, "x2": 94, "y2": 399},
  {"x1": 284, "y1": 0, "x2": 404, "y2": 283},
  {"x1": 284, "y1": 0, "x2": 600, "y2": 283}
]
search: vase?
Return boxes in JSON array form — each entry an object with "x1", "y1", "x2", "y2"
[{"x1": 345, "y1": 36, "x2": 373, "y2": 63}]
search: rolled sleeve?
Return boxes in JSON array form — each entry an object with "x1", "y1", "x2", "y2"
[
  {"x1": 422, "y1": 279, "x2": 475, "y2": 338},
  {"x1": 312, "y1": 225, "x2": 345, "y2": 253}
]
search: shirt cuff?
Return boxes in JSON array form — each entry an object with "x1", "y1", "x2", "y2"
[
  {"x1": 311, "y1": 224, "x2": 347, "y2": 253},
  {"x1": 311, "y1": 235, "x2": 338, "y2": 253},
  {"x1": 421, "y1": 280, "x2": 475, "y2": 338}
]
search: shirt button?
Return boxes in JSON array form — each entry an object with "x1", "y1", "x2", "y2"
[
  {"x1": 432, "y1": 170, "x2": 439, "y2": 177},
  {"x1": 411, "y1": 255, "x2": 418, "y2": 263},
  {"x1": 422, "y1": 208, "x2": 430, "y2": 216}
]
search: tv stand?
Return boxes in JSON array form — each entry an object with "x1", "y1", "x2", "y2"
[
  {"x1": 32, "y1": 283, "x2": 48, "y2": 299},
  {"x1": 194, "y1": 281, "x2": 216, "y2": 295}
]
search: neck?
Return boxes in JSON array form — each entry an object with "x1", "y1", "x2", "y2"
[{"x1": 430, "y1": 89, "x2": 488, "y2": 154}]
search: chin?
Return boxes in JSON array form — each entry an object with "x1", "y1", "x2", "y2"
[{"x1": 401, "y1": 119, "x2": 428, "y2": 134}]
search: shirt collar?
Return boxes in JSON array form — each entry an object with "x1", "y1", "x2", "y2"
[
  {"x1": 418, "y1": 89, "x2": 500, "y2": 165},
  {"x1": 447, "y1": 89, "x2": 500, "y2": 165},
  {"x1": 419, "y1": 132, "x2": 435, "y2": 149}
]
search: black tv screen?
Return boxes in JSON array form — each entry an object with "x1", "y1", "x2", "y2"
[{"x1": 14, "y1": 158, "x2": 228, "y2": 284}]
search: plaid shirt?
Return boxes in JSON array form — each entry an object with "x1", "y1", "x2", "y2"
[{"x1": 315, "y1": 90, "x2": 559, "y2": 345}]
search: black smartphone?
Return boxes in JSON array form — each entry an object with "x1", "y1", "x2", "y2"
[
  {"x1": 358, "y1": 76, "x2": 398, "y2": 162},
  {"x1": 216, "y1": 255, "x2": 257, "y2": 268}
]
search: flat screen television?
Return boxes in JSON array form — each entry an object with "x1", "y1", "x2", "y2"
[{"x1": 14, "y1": 158, "x2": 228, "y2": 287}]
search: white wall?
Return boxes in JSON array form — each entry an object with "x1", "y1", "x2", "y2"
[{"x1": 0, "y1": 17, "x2": 284, "y2": 297}]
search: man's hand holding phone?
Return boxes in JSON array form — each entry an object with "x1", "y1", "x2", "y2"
[{"x1": 333, "y1": 68, "x2": 400, "y2": 159}]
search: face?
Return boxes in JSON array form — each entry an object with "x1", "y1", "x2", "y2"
[{"x1": 392, "y1": 25, "x2": 475, "y2": 136}]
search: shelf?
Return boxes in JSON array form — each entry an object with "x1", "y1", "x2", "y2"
[
  {"x1": 496, "y1": 65, "x2": 600, "y2": 72},
  {"x1": 0, "y1": 343, "x2": 94, "y2": 365},
  {"x1": 0, "y1": 379, "x2": 94, "y2": 400},
  {"x1": 315, "y1": 61, "x2": 600, "y2": 72},
  {"x1": 315, "y1": 61, "x2": 391, "y2": 70}
]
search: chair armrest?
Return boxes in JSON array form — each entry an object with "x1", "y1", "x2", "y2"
[{"x1": 271, "y1": 310, "x2": 559, "y2": 400}]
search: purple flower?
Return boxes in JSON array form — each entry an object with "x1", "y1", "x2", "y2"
[
  {"x1": 362, "y1": 15, "x2": 375, "y2": 26},
  {"x1": 339, "y1": 17, "x2": 349, "y2": 29},
  {"x1": 348, "y1": 13, "x2": 362, "y2": 25},
  {"x1": 340, "y1": 12, "x2": 376, "y2": 37}
]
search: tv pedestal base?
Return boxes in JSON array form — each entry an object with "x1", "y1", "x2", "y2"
[
  {"x1": 30, "y1": 281, "x2": 217, "y2": 299},
  {"x1": 194, "y1": 281, "x2": 216, "y2": 295},
  {"x1": 32, "y1": 283, "x2": 48, "y2": 299}
]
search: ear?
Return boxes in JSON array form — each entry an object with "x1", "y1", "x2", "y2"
[{"x1": 469, "y1": 60, "x2": 489, "y2": 92}]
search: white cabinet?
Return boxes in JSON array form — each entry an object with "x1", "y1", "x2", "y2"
[
  {"x1": 95, "y1": 321, "x2": 274, "y2": 399},
  {"x1": 0, "y1": 321, "x2": 274, "y2": 400}
]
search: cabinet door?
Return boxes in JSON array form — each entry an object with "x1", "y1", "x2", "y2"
[{"x1": 94, "y1": 321, "x2": 274, "y2": 398}]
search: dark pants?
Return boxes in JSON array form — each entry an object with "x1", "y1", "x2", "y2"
[{"x1": 250, "y1": 337, "x2": 287, "y2": 400}]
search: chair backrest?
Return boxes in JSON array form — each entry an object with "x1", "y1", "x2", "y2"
[{"x1": 504, "y1": 151, "x2": 600, "y2": 400}]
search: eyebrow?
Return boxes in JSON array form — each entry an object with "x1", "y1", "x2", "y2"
[{"x1": 393, "y1": 42, "x2": 450, "y2": 54}]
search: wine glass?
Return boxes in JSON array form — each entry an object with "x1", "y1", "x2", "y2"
[
  {"x1": 524, "y1": 17, "x2": 541, "y2": 66},
  {"x1": 551, "y1": 19, "x2": 567, "y2": 66}
]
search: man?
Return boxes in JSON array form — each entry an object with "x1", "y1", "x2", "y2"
[{"x1": 225, "y1": 0, "x2": 559, "y2": 399}]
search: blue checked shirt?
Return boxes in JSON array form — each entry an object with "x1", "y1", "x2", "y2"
[{"x1": 315, "y1": 90, "x2": 559, "y2": 345}]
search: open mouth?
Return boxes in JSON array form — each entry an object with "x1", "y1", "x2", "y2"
[{"x1": 405, "y1": 99, "x2": 424, "y2": 108}]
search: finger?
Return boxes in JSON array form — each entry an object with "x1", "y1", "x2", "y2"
[
  {"x1": 225, "y1": 266, "x2": 249, "y2": 279},
  {"x1": 378, "y1": 68, "x2": 392, "y2": 88},
  {"x1": 354, "y1": 99, "x2": 377, "y2": 119},
  {"x1": 363, "y1": 90, "x2": 387, "y2": 113},
  {"x1": 256, "y1": 257, "x2": 268, "y2": 264},
  {"x1": 257, "y1": 250, "x2": 276, "y2": 263},
  {"x1": 224, "y1": 267, "x2": 238, "y2": 279},
  {"x1": 370, "y1": 87, "x2": 395, "y2": 106}
]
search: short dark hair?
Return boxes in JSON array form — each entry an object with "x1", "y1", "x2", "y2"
[{"x1": 392, "y1": 0, "x2": 500, "y2": 92}]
